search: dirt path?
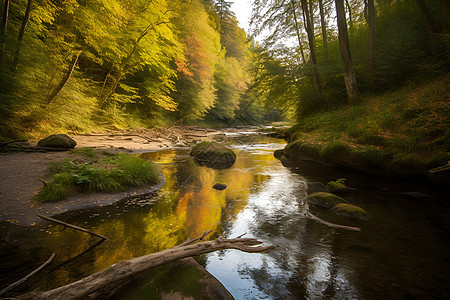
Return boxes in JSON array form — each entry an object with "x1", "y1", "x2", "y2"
[{"x1": 0, "y1": 126, "x2": 242, "y2": 226}]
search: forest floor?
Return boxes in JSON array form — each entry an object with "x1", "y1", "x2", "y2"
[{"x1": 0, "y1": 126, "x2": 255, "y2": 226}]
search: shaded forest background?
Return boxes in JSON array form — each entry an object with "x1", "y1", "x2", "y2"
[{"x1": 0, "y1": 0, "x2": 448, "y2": 139}]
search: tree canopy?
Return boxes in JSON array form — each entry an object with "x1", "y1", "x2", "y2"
[{"x1": 0, "y1": 0, "x2": 448, "y2": 138}]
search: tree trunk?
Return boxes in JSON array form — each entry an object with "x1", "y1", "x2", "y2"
[
  {"x1": 301, "y1": 0, "x2": 322, "y2": 93},
  {"x1": 45, "y1": 50, "x2": 82, "y2": 105},
  {"x1": 415, "y1": 0, "x2": 438, "y2": 39},
  {"x1": 335, "y1": 0, "x2": 358, "y2": 104},
  {"x1": 290, "y1": 0, "x2": 307, "y2": 64},
  {"x1": 367, "y1": 0, "x2": 375, "y2": 74},
  {"x1": 318, "y1": 0, "x2": 328, "y2": 60},
  {"x1": 345, "y1": 0, "x2": 353, "y2": 29},
  {"x1": 0, "y1": 0, "x2": 9, "y2": 63},
  {"x1": 12, "y1": 0, "x2": 32, "y2": 71},
  {"x1": 442, "y1": 0, "x2": 449, "y2": 33},
  {"x1": 18, "y1": 234, "x2": 275, "y2": 300}
]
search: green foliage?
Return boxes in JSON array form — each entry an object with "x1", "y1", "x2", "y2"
[{"x1": 36, "y1": 154, "x2": 159, "y2": 202}]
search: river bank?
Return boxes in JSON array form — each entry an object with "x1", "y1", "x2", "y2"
[{"x1": 0, "y1": 126, "x2": 256, "y2": 225}]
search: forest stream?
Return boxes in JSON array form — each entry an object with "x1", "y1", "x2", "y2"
[{"x1": 1, "y1": 130, "x2": 449, "y2": 299}]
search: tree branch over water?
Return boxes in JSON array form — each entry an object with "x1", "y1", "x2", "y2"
[{"x1": 18, "y1": 232, "x2": 276, "y2": 300}]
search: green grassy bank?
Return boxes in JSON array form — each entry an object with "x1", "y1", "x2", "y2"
[
  {"x1": 279, "y1": 75, "x2": 450, "y2": 177},
  {"x1": 35, "y1": 148, "x2": 160, "y2": 202}
]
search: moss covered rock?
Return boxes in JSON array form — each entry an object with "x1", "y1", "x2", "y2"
[
  {"x1": 190, "y1": 141, "x2": 236, "y2": 169},
  {"x1": 37, "y1": 134, "x2": 77, "y2": 149},
  {"x1": 327, "y1": 179, "x2": 348, "y2": 193},
  {"x1": 331, "y1": 203, "x2": 371, "y2": 221},
  {"x1": 307, "y1": 192, "x2": 347, "y2": 208}
]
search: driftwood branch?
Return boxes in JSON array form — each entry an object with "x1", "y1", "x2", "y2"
[
  {"x1": 308, "y1": 213, "x2": 361, "y2": 232},
  {"x1": 19, "y1": 232, "x2": 276, "y2": 300},
  {"x1": 0, "y1": 253, "x2": 56, "y2": 297},
  {"x1": 37, "y1": 214, "x2": 108, "y2": 240}
]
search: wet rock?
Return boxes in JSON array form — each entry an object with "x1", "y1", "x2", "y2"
[
  {"x1": 273, "y1": 149, "x2": 284, "y2": 159},
  {"x1": 37, "y1": 134, "x2": 76, "y2": 149},
  {"x1": 190, "y1": 141, "x2": 236, "y2": 169},
  {"x1": 213, "y1": 183, "x2": 227, "y2": 190},
  {"x1": 307, "y1": 182, "x2": 327, "y2": 194},
  {"x1": 331, "y1": 203, "x2": 371, "y2": 221},
  {"x1": 327, "y1": 179, "x2": 348, "y2": 194},
  {"x1": 307, "y1": 192, "x2": 346, "y2": 208}
]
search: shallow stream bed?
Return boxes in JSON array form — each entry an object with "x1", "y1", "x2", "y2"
[{"x1": 1, "y1": 132, "x2": 449, "y2": 299}]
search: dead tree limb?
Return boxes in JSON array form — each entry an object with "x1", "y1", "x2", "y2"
[
  {"x1": 0, "y1": 253, "x2": 55, "y2": 297},
  {"x1": 18, "y1": 233, "x2": 276, "y2": 300},
  {"x1": 308, "y1": 213, "x2": 361, "y2": 232},
  {"x1": 37, "y1": 214, "x2": 108, "y2": 240}
]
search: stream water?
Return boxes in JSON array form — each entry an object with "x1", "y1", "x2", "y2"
[{"x1": 1, "y1": 131, "x2": 449, "y2": 299}]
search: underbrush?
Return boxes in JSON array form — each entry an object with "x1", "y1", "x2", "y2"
[
  {"x1": 35, "y1": 149, "x2": 159, "y2": 202},
  {"x1": 288, "y1": 75, "x2": 450, "y2": 171}
]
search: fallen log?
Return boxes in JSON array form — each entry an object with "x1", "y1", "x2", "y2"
[
  {"x1": 37, "y1": 214, "x2": 108, "y2": 240},
  {"x1": 308, "y1": 213, "x2": 361, "y2": 232},
  {"x1": 0, "y1": 253, "x2": 56, "y2": 297},
  {"x1": 18, "y1": 233, "x2": 275, "y2": 300}
]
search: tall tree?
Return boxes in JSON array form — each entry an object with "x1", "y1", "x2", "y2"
[
  {"x1": 12, "y1": 0, "x2": 33, "y2": 72},
  {"x1": 318, "y1": 0, "x2": 328, "y2": 60},
  {"x1": 367, "y1": 0, "x2": 375, "y2": 74},
  {"x1": 335, "y1": 0, "x2": 358, "y2": 103},
  {"x1": 290, "y1": 0, "x2": 307, "y2": 64},
  {"x1": 0, "y1": 0, "x2": 9, "y2": 63},
  {"x1": 301, "y1": 0, "x2": 322, "y2": 93}
]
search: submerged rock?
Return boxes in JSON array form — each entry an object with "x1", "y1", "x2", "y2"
[
  {"x1": 307, "y1": 182, "x2": 327, "y2": 194},
  {"x1": 190, "y1": 141, "x2": 236, "y2": 169},
  {"x1": 331, "y1": 203, "x2": 371, "y2": 221},
  {"x1": 213, "y1": 183, "x2": 228, "y2": 190},
  {"x1": 307, "y1": 192, "x2": 346, "y2": 208},
  {"x1": 37, "y1": 134, "x2": 77, "y2": 149}
]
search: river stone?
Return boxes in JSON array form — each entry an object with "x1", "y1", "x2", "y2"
[
  {"x1": 307, "y1": 192, "x2": 346, "y2": 208},
  {"x1": 307, "y1": 182, "x2": 327, "y2": 194},
  {"x1": 190, "y1": 141, "x2": 236, "y2": 169},
  {"x1": 213, "y1": 183, "x2": 227, "y2": 190},
  {"x1": 327, "y1": 180, "x2": 348, "y2": 193},
  {"x1": 331, "y1": 203, "x2": 371, "y2": 221},
  {"x1": 37, "y1": 134, "x2": 77, "y2": 149},
  {"x1": 273, "y1": 149, "x2": 284, "y2": 159}
]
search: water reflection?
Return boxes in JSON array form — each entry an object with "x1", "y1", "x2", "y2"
[{"x1": 1, "y1": 134, "x2": 449, "y2": 299}]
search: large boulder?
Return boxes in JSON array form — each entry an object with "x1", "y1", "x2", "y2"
[
  {"x1": 331, "y1": 203, "x2": 371, "y2": 221},
  {"x1": 37, "y1": 134, "x2": 77, "y2": 149},
  {"x1": 307, "y1": 192, "x2": 347, "y2": 208},
  {"x1": 190, "y1": 141, "x2": 236, "y2": 169}
]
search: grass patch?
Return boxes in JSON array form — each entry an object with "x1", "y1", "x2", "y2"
[{"x1": 35, "y1": 153, "x2": 159, "y2": 202}]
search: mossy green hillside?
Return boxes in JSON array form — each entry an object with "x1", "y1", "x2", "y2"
[
  {"x1": 283, "y1": 76, "x2": 450, "y2": 173},
  {"x1": 35, "y1": 149, "x2": 159, "y2": 202}
]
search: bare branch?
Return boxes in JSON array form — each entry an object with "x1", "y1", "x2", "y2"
[
  {"x1": 308, "y1": 213, "x2": 361, "y2": 232},
  {"x1": 37, "y1": 214, "x2": 108, "y2": 240},
  {"x1": 0, "y1": 253, "x2": 56, "y2": 297}
]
